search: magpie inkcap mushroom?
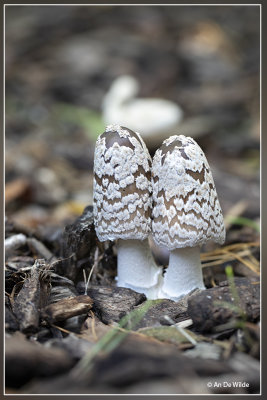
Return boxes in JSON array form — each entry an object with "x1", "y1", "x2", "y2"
[
  {"x1": 93, "y1": 124, "x2": 163, "y2": 299},
  {"x1": 152, "y1": 135, "x2": 225, "y2": 300}
]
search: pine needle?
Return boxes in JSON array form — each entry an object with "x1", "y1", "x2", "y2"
[{"x1": 200, "y1": 242, "x2": 260, "y2": 274}]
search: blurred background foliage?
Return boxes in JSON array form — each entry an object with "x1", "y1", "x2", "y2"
[{"x1": 5, "y1": 5, "x2": 260, "y2": 242}]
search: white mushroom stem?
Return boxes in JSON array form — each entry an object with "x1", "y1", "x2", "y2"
[
  {"x1": 159, "y1": 246, "x2": 205, "y2": 301},
  {"x1": 116, "y1": 238, "x2": 163, "y2": 300}
]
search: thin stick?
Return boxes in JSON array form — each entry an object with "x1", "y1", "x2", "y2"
[
  {"x1": 89, "y1": 310, "x2": 98, "y2": 341},
  {"x1": 83, "y1": 269, "x2": 87, "y2": 293},
  {"x1": 84, "y1": 248, "x2": 104, "y2": 295},
  {"x1": 163, "y1": 315, "x2": 197, "y2": 346},
  {"x1": 86, "y1": 248, "x2": 99, "y2": 292},
  {"x1": 51, "y1": 323, "x2": 84, "y2": 338}
]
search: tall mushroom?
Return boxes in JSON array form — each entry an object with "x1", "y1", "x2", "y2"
[
  {"x1": 93, "y1": 124, "x2": 163, "y2": 299},
  {"x1": 152, "y1": 135, "x2": 225, "y2": 301}
]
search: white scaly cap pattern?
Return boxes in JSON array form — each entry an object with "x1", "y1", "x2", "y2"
[
  {"x1": 152, "y1": 135, "x2": 225, "y2": 250},
  {"x1": 93, "y1": 124, "x2": 153, "y2": 241}
]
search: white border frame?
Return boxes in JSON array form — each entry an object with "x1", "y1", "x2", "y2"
[{"x1": 3, "y1": 3, "x2": 262, "y2": 396}]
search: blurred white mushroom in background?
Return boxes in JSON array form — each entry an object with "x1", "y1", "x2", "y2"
[{"x1": 102, "y1": 75, "x2": 183, "y2": 147}]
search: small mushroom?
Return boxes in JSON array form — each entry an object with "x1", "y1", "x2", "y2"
[
  {"x1": 93, "y1": 124, "x2": 163, "y2": 299},
  {"x1": 152, "y1": 135, "x2": 225, "y2": 301},
  {"x1": 102, "y1": 75, "x2": 183, "y2": 147}
]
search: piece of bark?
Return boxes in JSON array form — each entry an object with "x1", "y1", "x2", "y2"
[
  {"x1": 49, "y1": 285, "x2": 78, "y2": 304},
  {"x1": 5, "y1": 257, "x2": 46, "y2": 295},
  {"x1": 132, "y1": 291, "x2": 201, "y2": 330},
  {"x1": 44, "y1": 274, "x2": 78, "y2": 334},
  {"x1": 13, "y1": 260, "x2": 50, "y2": 334},
  {"x1": 87, "y1": 334, "x2": 233, "y2": 387},
  {"x1": 187, "y1": 277, "x2": 260, "y2": 332},
  {"x1": 48, "y1": 272, "x2": 78, "y2": 304},
  {"x1": 21, "y1": 333, "x2": 233, "y2": 394},
  {"x1": 5, "y1": 332, "x2": 74, "y2": 388},
  {"x1": 60, "y1": 205, "x2": 97, "y2": 281},
  {"x1": 63, "y1": 205, "x2": 96, "y2": 259},
  {"x1": 20, "y1": 343, "x2": 260, "y2": 395},
  {"x1": 87, "y1": 286, "x2": 146, "y2": 324},
  {"x1": 50, "y1": 272, "x2": 76, "y2": 288},
  {"x1": 42, "y1": 295, "x2": 93, "y2": 323},
  {"x1": 39, "y1": 275, "x2": 51, "y2": 311},
  {"x1": 6, "y1": 259, "x2": 35, "y2": 291}
]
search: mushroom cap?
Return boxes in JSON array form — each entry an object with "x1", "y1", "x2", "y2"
[
  {"x1": 93, "y1": 124, "x2": 152, "y2": 242},
  {"x1": 102, "y1": 75, "x2": 183, "y2": 144},
  {"x1": 152, "y1": 135, "x2": 225, "y2": 250}
]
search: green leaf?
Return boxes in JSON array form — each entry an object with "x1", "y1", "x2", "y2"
[
  {"x1": 52, "y1": 102, "x2": 105, "y2": 140},
  {"x1": 225, "y1": 216, "x2": 260, "y2": 232}
]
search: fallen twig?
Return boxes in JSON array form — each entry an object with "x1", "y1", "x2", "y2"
[{"x1": 5, "y1": 234, "x2": 27, "y2": 258}]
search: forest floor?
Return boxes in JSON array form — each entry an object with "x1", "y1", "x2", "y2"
[{"x1": 5, "y1": 5, "x2": 260, "y2": 395}]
